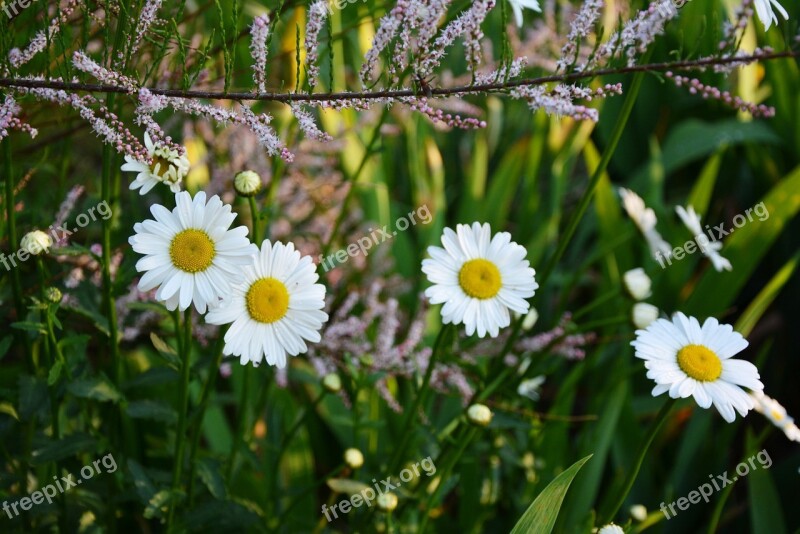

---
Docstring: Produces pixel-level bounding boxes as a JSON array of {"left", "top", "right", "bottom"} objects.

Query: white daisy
[
  {"left": 597, "top": 525, "right": 624, "bottom": 534},
  {"left": 422, "top": 222, "right": 538, "bottom": 338},
  {"left": 675, "top": 205, "right": 731, "bottom": 272},
  {"left": 619, "top": 188, "right": 673, "bottom": 261},
  {"left": 631, "top": 312, "right": 764, "bottom": 423},
  {"left": 121, "top": 132, "right": 190, "bottom": 195},
  {"left": 205, "top": 239, "right": 328, "bottom": 368},
  {"left": 508, "top": 0, "right": 541, "bottom": 27},
  {"left": 750, "top": 390, "right": 800, "bottom": 443},
  {"left": 129, "top": 191, "right": 258, "bottom": 313},
  {"left": 754, "top": 0, "right": 788, "bottom": 30}
]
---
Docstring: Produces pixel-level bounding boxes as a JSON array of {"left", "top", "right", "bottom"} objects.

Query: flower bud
[
  {"left": 233, "top": 170, "right": 262, "bottom": 197},
  {"left": 21, "top": 230, "right": 52, "bottom": 256},
  {"left": 630, "top": 504, "right": 647, "bottom": 522},
  {"left": 343, "top": 448, "right": 364, "bottom": 469},
  {"left": 376, "top": 492, "right": 398, "bottom": 512},
  {"left": 322, "top": 373, "right": 342, "bottom": 394},
  {"left": 632, "top": 302, "right": 660, "bottom": 329},
  {"left": 44, "top": 287, "right": 62, "bottom": 304},
  {"left": 521, "top": 308, "right": 539, "bottom": 331},
  {"left": 623, "top": 268, "right": 652, "bottom": 300},
  {"left": 467, "top": 404, "right": 493, "bottom": 427}
]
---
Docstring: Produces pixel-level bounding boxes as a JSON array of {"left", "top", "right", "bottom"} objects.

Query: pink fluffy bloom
[
  {"left": 250, "top": 14, "right": 271, "bottom": 94},
  {"left": 304, "top": 0, "right": 329, "bottom": 89}
]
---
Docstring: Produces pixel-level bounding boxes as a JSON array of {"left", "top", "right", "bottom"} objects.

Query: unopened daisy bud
[
  {"left": 623, "top": 268, "right": 651, "bottom": 300},
  {"left": 376, "top": 492, "right": 398, "bottom": 512},
  {"left": 522, "top": 308, "right": 539, "bottom": 331},
  {"left": 597, "top": 524, "right": 624, "bottom": 534},
  {"left": 322, "top": 373, "right": 342, "bottom": 393},
  {"left": 632, "top": 303, "right": 660, "bottom": 329},
  {"left": 343, "top": 448, "right": 364, "bottom": 469},
  {"left": 44, "top": 287, "right": 62, "bottom": 304},
  {"left": 630, "top": 504, "right": 647, "bottom": 521},
  {"left": 21, "top": 230, "right": 52, "bottom": 256},
  {"left": 234, "top": 170, "right": 262, "bottom": 197},
  {"left": 467, "top": 404, "right": 493, "bottom": 427}
]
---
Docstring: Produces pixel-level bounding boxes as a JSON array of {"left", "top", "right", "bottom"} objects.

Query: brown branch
[{"left": 1, "top": 50, "right": 797, "bottom": 103}]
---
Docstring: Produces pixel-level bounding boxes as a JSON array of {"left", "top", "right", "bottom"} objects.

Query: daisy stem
[
  {"left": 186, "top": 330, "right": 226, "bottom": 507},
  {"left": 533, "top": 49, "right": 652, "bottom": 287},
  {"left": 248, "top": 195, "right": 261, "bottom": 245},
  {"left": 386, "top": 323, "right": 452, "bottom": 476},
  {"left": 418, "top": 426, "right": 478, "bottom": 532},
  {"left": 225, "top": 366, "right": 251, "bottom": 482},
  {"left": 167, "top": 308, "right": 193, "bottom": 532},
  {"left": 602, "top": 396, "right": 676, "bottom": 524},
  {"left": 269, "top": 390, "right": 328, "bottom": 513}
]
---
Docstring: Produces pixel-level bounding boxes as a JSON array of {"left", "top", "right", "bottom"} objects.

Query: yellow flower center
[
  {"left": 676, "top": 344, "right": 722, "bottom": 382},
  {"left": 246, "top": 278, "right": 290, "bottom": 324},
  {"left": 458, "top": 259, "right": 502, "bottom": 299},
  {"left": 151, "top": 155, "right": 173, "bottom": 178},
  {"left": 169, "top": 229, "right": 216, "bottom": 273},
  {"left": 770, "top": 410, "right": 784, "bottom": 421}
]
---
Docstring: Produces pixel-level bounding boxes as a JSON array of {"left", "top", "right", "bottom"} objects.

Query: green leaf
[
  {"left": 510, "top": 455, "right": 592, "bottom": 534},
  {"left": 11, "top": 321, "right": 46, "bottom": 334},
  {"left": 196, "top": 457, "right": 227, "bottom": 499},
  {"left": 127, "top": 459, "right": 157, "bottom": 504},
  {"left": 150, "top": 332, "right": 181, "bottom": 369},
  {"left": 326, "top": 478, "right": 371, "bottom": 495},
  {"left": 0, "top": 401, "right": 19, "bottom": 420},
  {"left": 68, "top": 374, "right": 124, "bottom": 403},
  {"left": 144, "top": 489, "right": 183, "bottom": 520},
  {"left": 31, "top": 433, "right": 97, "bottom": 465},
  {"left": 18, "top": 375, "right": 48, "bottom": 419},
  {"left": 685, "top": 150, "right": 723, "bottom": 216},
  {"left": 125, "top": 400, "right": 177, "bottom": 424},
  {"left": 48, "top": 360, "right": 63, "bottom": 386},
  {"left": 659, "top": 119, "right": 781, "bottom": 174},
  {"left": 0, "top": 335, "right": 13, "bottom": 361},
  {"left": 735, "top": 250, "right": 800, "bottom": 337},
  {"left": 747, "top": 433, "right": 786, "bottom": 534}
]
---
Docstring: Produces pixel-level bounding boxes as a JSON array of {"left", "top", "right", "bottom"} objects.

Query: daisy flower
[
  {"left": 619, "top": 188, "right": 673, "bottom": 261},
  {"left": 508, "top": 0, "right": 541, "bottom": 27},
  {"left": 675, "top": 205, "right": 731, "bottom": 272},
  {"left": 121, "top": 132, "right": 190, "bottom": 195},
  {"left": 206, "top": 240, "right": 328, "bottom": 368},
  {"left": 129, "top": 191, "right": 258, "bottom": 313},
  {"left": 422, "top": 222, "right": 538, "bottom": 338},
  {"left": 750, "top": 390, "right": 800, "bottom": 443},
  {"left": 753, "top": 0, "right": 788, "bottom": 30},
  {"left": 631, "top": 312, "right": 764, "bottom": 423}
]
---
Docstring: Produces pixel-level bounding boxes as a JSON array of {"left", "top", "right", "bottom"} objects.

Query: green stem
[
  {"left": 2, "top": 138, "right": 31, "bottom": 367},
  {"left": 418, "top": 426, "right": 478, "bottom": 532},
  {"left": 321, "top": 108, "right": 388, "bottom": 260},
  {"left": 186, "top": 331, "right": 226, "bottom": 507},
  {"left": 225, "top": 364, "right": 252, "bottom": 481},
  {"left": 538, "top": 52, "right": 651, "bottom": 287},
  {"left": 602, "top": 397, "right": 675, "bottom": 524},
  {"left": 248, "top": 195, "right": 261, "bottom": 245},
  {"left": 167, "top": 309, "right": 193, "bottom": 532},
  {"left": 705, "top": 426, "right": 772, "bottom": 533},
  {"left": 386, "top": 324, "right": 452, "bottom": 476},
  {"left": 269, "top": 391, "right": 327, "bottom": 513},
  {"left": 100, "top": 140, "right": 121, "bottom": 386}
]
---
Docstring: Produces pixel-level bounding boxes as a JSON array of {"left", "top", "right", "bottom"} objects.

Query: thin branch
[{"left": 1, "top": 50, "right": 797, "bottom": 103}]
